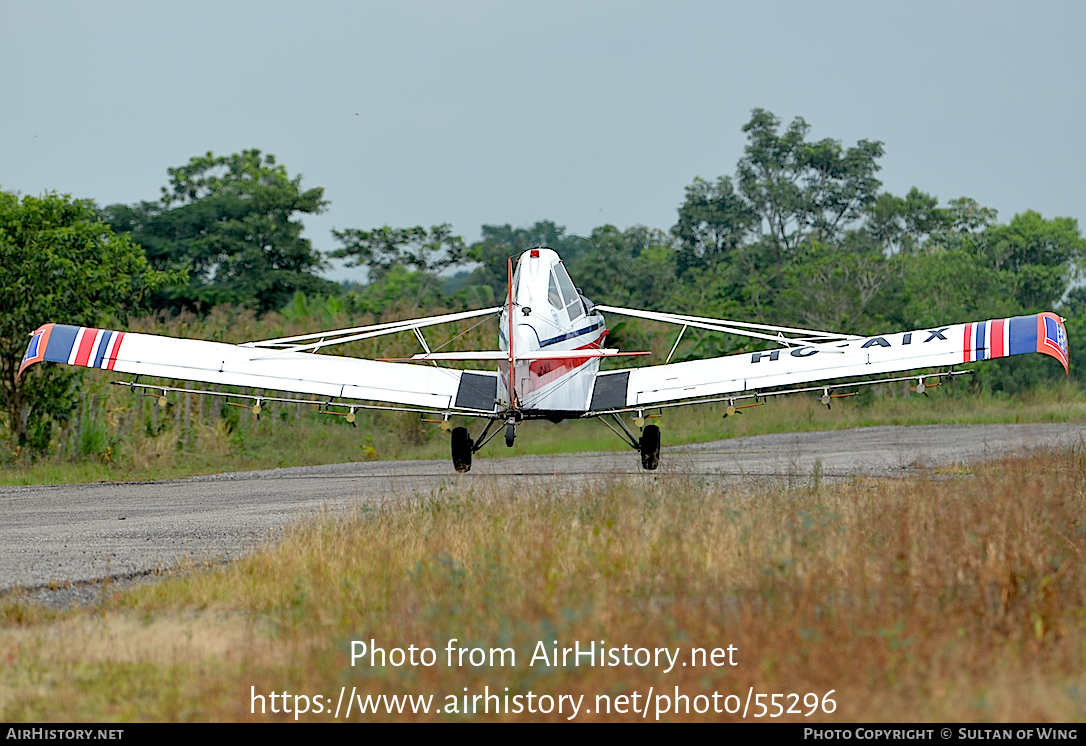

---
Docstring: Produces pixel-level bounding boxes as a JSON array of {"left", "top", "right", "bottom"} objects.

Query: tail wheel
[
  {"left": 451, "top": 426, "right": 473, "bottom": 473},
  {"left": 639, "top": 424, "right": 661, "bottom": 470}
]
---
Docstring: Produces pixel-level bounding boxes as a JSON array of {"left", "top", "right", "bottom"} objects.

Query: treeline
[
  {"left": 99, "top": 110, "right": 1086, "bottom": 362},
  {"left": 2, "top": 108, "right": 1085, "bottom": 453}
]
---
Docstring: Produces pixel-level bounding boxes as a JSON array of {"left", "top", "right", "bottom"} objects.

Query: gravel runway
[{"left": 3, "top": 423, "right": 1083, "bottom": 603}]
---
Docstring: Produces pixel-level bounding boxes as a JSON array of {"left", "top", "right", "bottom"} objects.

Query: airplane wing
[
  {"left": 588, "top": 311, "right": 1069, "bottom": 411},
  {"left": 18, "top": 322, "right": 501, "bottom": 414}
]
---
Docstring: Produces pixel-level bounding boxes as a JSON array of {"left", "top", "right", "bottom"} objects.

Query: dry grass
[{"left": 2, "top": 446, "right": 1086, "bottom": 722}]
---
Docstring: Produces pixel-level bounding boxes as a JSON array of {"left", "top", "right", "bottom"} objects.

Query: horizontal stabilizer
[
  {"left": 389, "top": 349, "right": 650, "bottom": 362},
  {"left": 518, "top": 349, "right": 649, "bottom": 361}
]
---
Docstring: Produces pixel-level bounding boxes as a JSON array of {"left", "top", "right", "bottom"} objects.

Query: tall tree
[
  {"left": 465, "top": 221, "right": 587, "bottom": 301},
  {"left": 736, "top": 108, "right": 884, "bottom": 249},
  {"left": 567, "top": 224, "right": 677, "bottom": 308},
  {"left": 331, "top": 223, "right": 468, "bottom": 311},
  {"left": 975, "top": 211, "right": 1084, "bottom": 311},
  {"left": 867, "top": 188, "right": 951, "bottom": 255},
  {"left": 777, "top": 236, "right": 892, "bottom": 333},
  {"left": 0, "top": 191, "right": 174, "bottom": 449},
  {"left": 102, "top": 149, "right": 335, "bottom": 314},
  {"left": 673, "top": 176, "right": 755, "bottom": 271},
  {"left": 734, "top": 109, "right": 812, "bottom": 250}
]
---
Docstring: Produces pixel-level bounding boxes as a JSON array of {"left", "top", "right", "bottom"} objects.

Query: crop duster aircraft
[{"left": 19, "top": 248, "right": 1070, "bottom": 472}]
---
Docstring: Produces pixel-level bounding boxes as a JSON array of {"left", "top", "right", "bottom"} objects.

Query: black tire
[
  {"left": 505, "top": 421, "right": 516, "bottom": 448},
  {"left": 639, "top": 424, "right": 661, "bottom": 470},
  {"left": 451, "top": 426, "right": 473, "bottom": 473}
]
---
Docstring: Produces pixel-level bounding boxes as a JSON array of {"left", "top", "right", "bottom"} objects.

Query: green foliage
[
  {"left": 977, "top": 211, "right": 1084, "bottom": 310},
  {"left": 778, "top": 238, "right": 891, "bottom": 334},
  {"left": 667, "top": 109, "right": 889, "bottom": 328},
  {"left": 1061, "top": 290, "right": 1086, "bottom": 386},
  {"left": 331, "top": 224, "right": 467, "bottom": 312},
  {"left": 102, "top": 149, "right": 336, "bottom": 314},
  {"left": 736, "top": 108, "right": 885, "bottom": 249},
  {"left": 78, "top": 413, "right": 114, "bottom": 460},
  {"left": 674, "top": 176, "right": 755, "bottom": 268},
  {"left": 280, "top": 291, "right": 348, "bottom": 326},
  {"left": 899, "top": 250, "right": 1019, "bottom": 329},
  {"left": 566, "top": 225, "right": 678, "bottom": 307},
  {"left": 868, "top": 188, "right": 952, "bottom": 255},
  {"left": 663, "top": 108, "right": 1084, "bottom": 390},
  {"left": 465, "top": 221, "right": 587, "bottom": 302},
  {"left": 6, "top": 110, "right": 1085, "bottom": 459},
  {"left": 0, "top": 191, "right": 174, "bottom": 449},
  {"left": 348, "top": 264, "right": 456, "bottom": 316}
]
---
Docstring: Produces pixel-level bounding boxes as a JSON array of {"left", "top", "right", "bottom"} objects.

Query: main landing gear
[
  {"left": 639, "top": 424, "right": 661, "bottom": 470},
  {"left": 450, "top": 414, "right": 660, "bottom": 473},
  {"left": 598, "top": 412, "right": 661, "bottom": 471},
  {"left": 449, "top": 417, "right": 511, "bottom": 473},
  {"left": 451, "top": 426, "right": 473, "bottom": 473}
]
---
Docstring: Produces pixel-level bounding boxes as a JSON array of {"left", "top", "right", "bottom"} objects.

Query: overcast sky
[{"left": 2, "top": 1, "right": 1083, "bottom": 281}]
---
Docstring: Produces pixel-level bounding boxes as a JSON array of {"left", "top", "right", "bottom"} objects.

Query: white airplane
[{"left": 18, "top": 247, "right": 1070, "bottom": 472}]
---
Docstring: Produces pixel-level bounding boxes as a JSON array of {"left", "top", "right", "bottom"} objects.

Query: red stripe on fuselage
[
  {"left": 73, "top": 328, "right": 99, "bottom": 367},
  {"left": 963, "top": 323, "right": 973, "bottom": 363},
  {"left": 524, "top": 331, "right": 607, "bottom": 392}
]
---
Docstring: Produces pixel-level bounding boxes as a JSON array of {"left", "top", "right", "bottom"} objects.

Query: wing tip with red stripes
[
  {"left": 965, "top": 312, "right": 1068, "bottom": 374},
  {"left": 18, "top": 323, "right": 126, "bottom": 381}
]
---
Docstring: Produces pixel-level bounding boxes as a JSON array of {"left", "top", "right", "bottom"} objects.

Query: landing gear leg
[
  {"left": 451, "top": 427, "right": 473, "bottom": 473},
  {"left": 639, "top": 424, "right": 661, "bottom": 471},
  {"left": 598, "top": 413, "right": 658, "bottom": 469}
]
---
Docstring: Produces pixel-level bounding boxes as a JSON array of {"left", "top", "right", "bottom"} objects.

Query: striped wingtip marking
[
  {"left": 965, "top": 314, "right": 1069, "bottom": 373},
  {"left": 16, "top": 324, "right": 127, "bottom": 380},
  {"left": 17, "top": 324, "right": 54, "bottom": 380}
]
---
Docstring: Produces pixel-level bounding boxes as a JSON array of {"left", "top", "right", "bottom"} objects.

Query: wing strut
[
  {"left": 665, "top": 325, "right": 687, "bottom": 364},
  {"left": 596, "top": 305, "right": 859, "bottom": 352},
  {"left": 241, "top": 306, "right": 502, "bottom": 356}
]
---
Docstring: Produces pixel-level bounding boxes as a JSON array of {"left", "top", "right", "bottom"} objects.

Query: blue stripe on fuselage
[{"left": 539, "top": 319, "right": 604, "bottom": 348}]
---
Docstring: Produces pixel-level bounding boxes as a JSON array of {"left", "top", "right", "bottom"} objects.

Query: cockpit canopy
[{"left": 513, "top": 247, "right": 585, "bottom": 321}]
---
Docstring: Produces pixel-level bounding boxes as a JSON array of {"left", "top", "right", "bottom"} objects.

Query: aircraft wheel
[
  {"left": 505, "top": 421, "right": 516, "bottom": 448},
  {"left": 639, "top": 424, "right": 661, "bottom": 471},
  {"left": 451, "top": 426, "right": 473, "bottom": 473}
]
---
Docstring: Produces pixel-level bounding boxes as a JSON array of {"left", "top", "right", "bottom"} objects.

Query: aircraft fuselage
[{"left": 497, "top": 248, "right": 606, "bottom": 414}]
